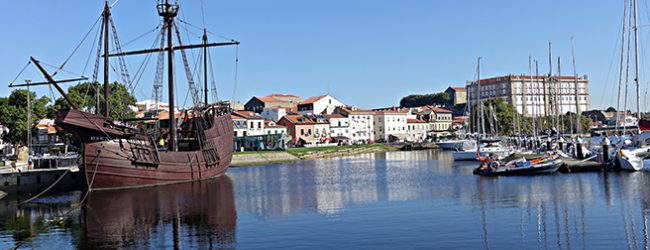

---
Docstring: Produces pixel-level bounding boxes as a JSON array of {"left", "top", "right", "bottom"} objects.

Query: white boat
[
  {"left": 437, "top": 139, "right": 471, "bottom": 150},
  {"left": 617, "top": 147, "right": 649, "bottom": 171},
  {"left": 452, "top": 142, "right": 512, "bottom": 161},
  {"left": 615, "top": 132, "right": 650, "bottom": 171}
]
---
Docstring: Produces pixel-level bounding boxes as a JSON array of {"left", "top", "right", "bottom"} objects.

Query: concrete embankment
[
  {"left": 231, "top": 144, "right": 399, "bottom": 167},
  {"left": 231, "top": 152, "right": 300, "bottom": 167}
]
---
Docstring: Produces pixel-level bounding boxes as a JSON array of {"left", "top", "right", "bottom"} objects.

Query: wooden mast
[
  {"left": 103, "top": 0, "right": 110, "bottom": 117},
  {"left": 203, "top": 30, "right": 209, "bottom": 106},
  {"left": 158, "top": 0, "right": 179, "bottom": 151}
]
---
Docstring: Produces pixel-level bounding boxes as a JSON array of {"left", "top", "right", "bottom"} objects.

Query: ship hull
[{"left": 81, "top": 114, "right": 233, "bottom": 191}]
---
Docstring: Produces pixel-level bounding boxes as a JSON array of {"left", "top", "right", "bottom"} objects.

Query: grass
[
  {"left": 233, "top": 150, "right": 287, "bottom": 155},
  {"left": 233, "top": 144, "right": 393, "bottom": 157},
  {"left": 286, "top": 144, "right": 391, "bottom": 158}
]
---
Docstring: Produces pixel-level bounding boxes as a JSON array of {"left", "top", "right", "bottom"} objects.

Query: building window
[{"left": 301, "top": 129, "right": 304, "bottom": 135}]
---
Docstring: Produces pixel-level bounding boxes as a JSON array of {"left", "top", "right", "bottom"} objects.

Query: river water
[{"left": 1, "top": 150, "right": 649, "bottom": 249}]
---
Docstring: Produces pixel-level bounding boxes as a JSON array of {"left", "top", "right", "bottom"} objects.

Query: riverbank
[{"left": 231, "top": 144, "right": 398, "bottom": 167}]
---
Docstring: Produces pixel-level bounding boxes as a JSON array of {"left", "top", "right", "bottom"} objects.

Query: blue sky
[{"left": 0, "top": 0, "right": 642, "bottom": 110}]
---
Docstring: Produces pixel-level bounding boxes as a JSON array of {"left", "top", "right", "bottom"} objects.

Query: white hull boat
[
  {"left": 437, "top": 140, "right": 470, "bottom": 150},
  {"left": 453, "top": 147, "right": 511, "bottom": 161},
  {"left": 616, "top": 147, "right": 650, "bottom": 171}
]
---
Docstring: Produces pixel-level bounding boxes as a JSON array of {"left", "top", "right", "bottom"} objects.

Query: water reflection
[
  {"left": 229, "top": 150, "right": 650, "bottom": 249},
  {"left": 81, "top": 176, "right": 237, "bottom": 249},
  {"left": 0, "top": 192, "right": 82, "bottom": 249},
  {"left": 2, "top": 151, "right": 650, "bottom": 249}
]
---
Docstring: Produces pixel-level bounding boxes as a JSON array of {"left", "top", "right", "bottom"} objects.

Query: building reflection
[
  {"left": 230, "top": 150, "right": 650, "bottom": 249},
  {"left": 231, "top": 150, "right": 467, "bottom": 217},
  {"left": 81, "top": 176, "right": 236, "bottom": 249}
]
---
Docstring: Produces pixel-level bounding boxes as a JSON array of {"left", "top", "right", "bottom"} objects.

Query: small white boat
[{"left": 453, "top": 142, "right": 512, "bottom": 161}]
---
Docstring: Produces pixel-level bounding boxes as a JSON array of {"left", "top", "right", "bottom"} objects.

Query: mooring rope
[{"left": 17, "top": 168, "right": 71, "bottom": 206}]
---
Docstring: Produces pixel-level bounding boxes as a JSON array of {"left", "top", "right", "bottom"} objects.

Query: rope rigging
[
  {"left": 9, "top": 61, "right": 32, "bottom": 86},
  {"left": 207, "top": 48, "right": 219, "bottom": 102},
  {"left": 173, "top": 21, "right": 202, "bottom": 108},
  {"left": 109, "top": 16, "right": 133, "bottom": 93},
  {"left": 177, "top": 18, "right": 239, "bottom": 42},
  {"left": 232, "top": 45, "right": 240, "bottom": 101}
]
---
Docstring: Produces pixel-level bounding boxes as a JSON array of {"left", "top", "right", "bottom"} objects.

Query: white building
[
  {"left": 466, "top": 75, "right": 590, "bottom": 117},
  {"left": 263, "top": 120, "right": 287, "bottom": 135},
  {"left": 406, "top": 119, "right": 429, "bottom": 142},
  {"left": 260, "top": 107, "right": 288, "bottom": 122},
  {"left": 373, "top": 108, "right": 409, "bottom": 142},
  {"left": 414, "top": 106, "right": 453, "bottom": 135},
  {"left": 333, "top": 107, "right": 375, "bottom": 143},
  {"left": 297, "top": 95, "right": 345, "bottom": 115},
  {"left": 131, "top": 99, "right": 169, "bottom": 112},
  {"left": 326, "top": 114, "right": 350, "bottom": 139},
  {"left": 231, "top": 111, "right": 265, "bottom": 137}
]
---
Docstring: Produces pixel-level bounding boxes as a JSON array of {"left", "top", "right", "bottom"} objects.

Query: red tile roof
[
  {"left": 374, "top": 107, "right": 409, "bottom": 114},
  {"left": 325, "top": 114, "right": 345, "bottom": 119},
  {"left": 231, "top": 110, "right": 263, "bottom": 119},
  {"left": 429, "top": 107, "right": 452, "bottom": 113},
  {"left": 407, "top": 118, "right": 427, "bottom": 123},
  {"left": 256, "top": 96, "right": 284, "bottom": 103},
  {"left": 299, "top": 95, "right": 326, "bottom": 105},
  {"left": 281, "top": 115, "right": 314, "bottom": 124}
]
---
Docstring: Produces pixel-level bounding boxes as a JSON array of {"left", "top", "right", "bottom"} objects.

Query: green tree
[
  {"left": 605, "top": 106, "right": 616, "bottom": 112},
  {"left": 47, "top": 81, "right": 136, "bottom": 120},
  {"left": 400, "top": 92, "right": 450, "bottom": 107},
  {"left": 0, "top": 90, "right": 50, "bottom": 144}
]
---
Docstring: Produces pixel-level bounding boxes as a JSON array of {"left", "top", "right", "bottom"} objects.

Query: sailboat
[
  {"left": 615, "top": 0, "right": 648, "bottom": 171},
  {"left": 20, "top": 1, "right": 237, "bottom": 190},
  {"left": 453, "top": 57, "right": 511, "bottom": 161}
]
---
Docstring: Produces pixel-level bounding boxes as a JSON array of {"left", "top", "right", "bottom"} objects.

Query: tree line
[{"left": 399, "top": 92, "right": 451, "bottom": 108}]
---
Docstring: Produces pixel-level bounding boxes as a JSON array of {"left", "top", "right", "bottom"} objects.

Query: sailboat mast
[
  {"left": 555, "top": 56, "right": 566, "bottom": 132},
  {"left": 535, "top": 60, "right": 540, "bottom": 138},
  {"left": 103, "top": 0, "right": 110, "bottom": 117},
  {"left": 159, "top": 0, "right": 179, "bottom": 151},
  {"left": 477, "top": 57, "right": 482, "bottom": 148},
  {"left": 530, "top": 57, "right": 536, "bottom": 135},
  {"left": 548, "top": 42, "right": 554, "bottom": 130},
  {"left": 633, "top": 0, "right": 641, "bottom": 122},
  {"left": 571, "top": 38, "right": 581, "bottom": 134},
  {"left": 616, "top": 0, "right": 629, "bottom": 133},
  {"left": 203, "top": 30, "right": 209, "bottom": 106}
]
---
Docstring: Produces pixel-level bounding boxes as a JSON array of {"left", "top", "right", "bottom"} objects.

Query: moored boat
[{"left": 473, "top": 154, "right": 562, "bottom": 176}]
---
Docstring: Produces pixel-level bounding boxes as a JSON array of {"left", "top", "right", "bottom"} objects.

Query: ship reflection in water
[
  {"left": 1, "top": 151, "right": 650, "bottom": 249},
  {"left": 82, "top": 176, "right": 236, "bottom": 249}
]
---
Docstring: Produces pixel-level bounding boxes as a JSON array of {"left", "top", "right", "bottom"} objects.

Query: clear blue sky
[{"left": 0, "top": 0, "right": 642, "bottom": 110}]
